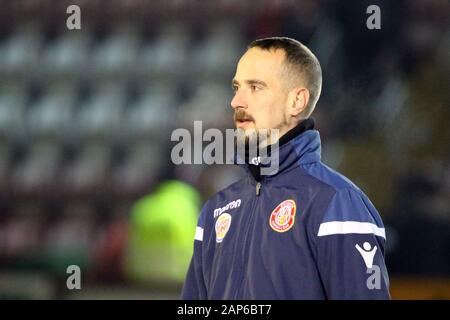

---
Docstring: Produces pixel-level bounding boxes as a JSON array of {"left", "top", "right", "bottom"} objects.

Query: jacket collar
[{"left": 236, "top": 118, "right": 322, "bottom": 181}]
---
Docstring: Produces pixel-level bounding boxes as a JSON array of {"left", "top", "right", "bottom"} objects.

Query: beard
[
  {"left": 233, "top": 126, "right": 278, "bottom": 165},
  {"left": 233, "top": 109, "right": 280, "bottom": 164}
]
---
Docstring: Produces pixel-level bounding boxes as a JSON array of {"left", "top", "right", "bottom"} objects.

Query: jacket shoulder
[{"left": 300, "top": 162, "right": 384, "bottom": 227}]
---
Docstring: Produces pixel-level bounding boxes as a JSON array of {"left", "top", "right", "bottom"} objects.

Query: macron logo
[
  {"left": 355, "top": 242, "right": 377, "bottom": 268},
  {"left": 213, "top": 199, "right": 241, "bottom": 218}
]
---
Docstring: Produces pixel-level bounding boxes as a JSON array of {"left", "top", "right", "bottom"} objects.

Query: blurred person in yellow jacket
[{"left": 124, "top": 180, "right": 200, "bottom": 286}]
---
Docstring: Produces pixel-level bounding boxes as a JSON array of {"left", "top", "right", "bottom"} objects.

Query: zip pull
[{"left": 255, "top": 182, "right": 261, "bottom": 196}]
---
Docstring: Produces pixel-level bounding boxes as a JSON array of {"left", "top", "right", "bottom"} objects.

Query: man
[{"left": 182, "top": 37, "right": 390, "bottom": 299}]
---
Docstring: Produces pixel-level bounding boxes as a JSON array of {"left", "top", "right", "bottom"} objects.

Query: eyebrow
[{"left": 232, "top": 79, "right": 268, "bottom": 88}]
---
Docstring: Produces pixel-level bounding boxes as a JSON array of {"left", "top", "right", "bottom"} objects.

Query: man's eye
[
  {"left": 250, "top": 85, "right": 260, "bottom": 91},
  {"left": 232, "top": 85, "right": 238, "bottom": 92}
]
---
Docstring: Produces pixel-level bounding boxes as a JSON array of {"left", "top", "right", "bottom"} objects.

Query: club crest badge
[
  {"left": 269, "top": 199, "right": 296, "bottom": 232},
  {"left": 215, "top": 213, "right": 232, "bottom": 243}
]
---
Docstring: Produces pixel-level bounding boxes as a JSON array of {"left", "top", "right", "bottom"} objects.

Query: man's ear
[{"left": 289, "top": 87, "right": 310, "bottom": 117}]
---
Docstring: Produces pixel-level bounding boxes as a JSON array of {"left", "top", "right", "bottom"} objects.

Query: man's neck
[{"left": 243, "top": 118, "right": 316, "bottom": 182}]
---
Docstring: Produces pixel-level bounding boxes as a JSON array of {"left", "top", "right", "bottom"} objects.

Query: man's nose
[{"left": 230, "top": 91, "right": 247, "bottom": 110}]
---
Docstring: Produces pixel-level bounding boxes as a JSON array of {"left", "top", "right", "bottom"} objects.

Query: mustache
[{"left": 234, "top": 109, "right": 255, "bottom": 122}]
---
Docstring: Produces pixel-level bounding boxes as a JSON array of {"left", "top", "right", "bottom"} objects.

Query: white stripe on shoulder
[
  {"left": 194, "top": 226, "right": 204, "bottom": 241},
  {"left": 317, "top": 221, "right": 386, "bottom": 239}
]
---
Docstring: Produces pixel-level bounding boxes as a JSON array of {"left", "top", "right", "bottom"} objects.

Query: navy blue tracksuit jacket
[{"left": 182, "top": 119, "right": 390, "bottom": 299}]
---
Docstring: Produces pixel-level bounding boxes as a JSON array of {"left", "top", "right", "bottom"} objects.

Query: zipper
[
  {"left": 234, "top": 179, "right": 262, "bottom": 298},
  {"left": 255, "top": 181, "right": 261, "bottom": 196}
]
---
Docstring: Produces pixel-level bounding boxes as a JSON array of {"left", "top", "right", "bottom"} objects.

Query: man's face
[{"left": 231, "top": 47, "right": 292, "bottom": 138}]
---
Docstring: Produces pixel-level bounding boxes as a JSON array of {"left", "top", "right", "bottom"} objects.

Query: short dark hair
[{"left": 248, "top": 37, "right": 322, "bottom": 117}]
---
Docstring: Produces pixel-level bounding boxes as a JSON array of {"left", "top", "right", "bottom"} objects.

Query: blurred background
[{"left": 0, "top": 0, "right": 448, "bottom": 299}]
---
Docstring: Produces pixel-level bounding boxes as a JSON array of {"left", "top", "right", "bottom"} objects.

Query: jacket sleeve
[
  {"left": 181, "top": 206, "right": 208, "bottom": 299},
  {"left": 315, "top": 188, "right": 391, "bottom": 299}
]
